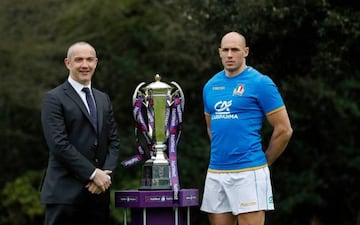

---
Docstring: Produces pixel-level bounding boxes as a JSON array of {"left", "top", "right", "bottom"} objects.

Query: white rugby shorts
[{"left": 200, "top": 167, "right": 275, "bottom": 215}]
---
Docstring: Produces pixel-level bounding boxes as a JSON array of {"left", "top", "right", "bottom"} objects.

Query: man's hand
[
  {"left": 85, "top": 182, "right": 103, "bottom": 194},
  {"left": 91, "top": 168, "right": 112, "bottom": 192}
]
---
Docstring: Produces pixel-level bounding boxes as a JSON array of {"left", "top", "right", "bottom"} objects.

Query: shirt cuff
[{"left": 90, "top": 169, "right": 96, "bottom": 180}]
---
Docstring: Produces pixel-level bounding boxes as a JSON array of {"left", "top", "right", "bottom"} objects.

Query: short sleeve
[{"left": 257, "top": 75, "right": 285, "bottom": 115}]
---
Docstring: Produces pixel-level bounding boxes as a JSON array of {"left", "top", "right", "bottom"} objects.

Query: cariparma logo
[
  {"left": 214, "top": 100, "right": 232, "bottom": 113},
  {"left": 212, "top": 100, "right": 238, "bottom": 119}
]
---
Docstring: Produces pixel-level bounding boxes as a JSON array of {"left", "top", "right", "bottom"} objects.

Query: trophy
[{"left": 121, "top": 74, "right": 184, "bottom": 199}]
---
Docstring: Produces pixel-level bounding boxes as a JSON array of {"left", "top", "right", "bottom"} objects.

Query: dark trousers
[{"left": 45, "top": 203, "right": 110, "bottom": 225}]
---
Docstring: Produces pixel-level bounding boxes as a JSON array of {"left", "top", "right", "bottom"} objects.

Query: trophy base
[{"left": 139, "top": 160, "right": 171, "bottom": 190}]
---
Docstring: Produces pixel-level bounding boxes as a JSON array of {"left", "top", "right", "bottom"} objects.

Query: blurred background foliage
[{"left": 0, "top": 0, "right": 359, "bottom": 224}]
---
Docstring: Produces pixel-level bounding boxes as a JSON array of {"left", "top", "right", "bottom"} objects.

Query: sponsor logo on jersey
[
  {"left": 212, "top": 86, "right": 225, "bottom": 90},
  {"left": 212, "top": 100, "right": 238, "bottom": 120},
  {"left": 214, "top": 100, "right": 232, "bottom": 113}
]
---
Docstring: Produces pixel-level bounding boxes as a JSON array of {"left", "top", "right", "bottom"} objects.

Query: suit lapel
[{"left": 62, "top": 81, "right": 97, "bottom": 133}]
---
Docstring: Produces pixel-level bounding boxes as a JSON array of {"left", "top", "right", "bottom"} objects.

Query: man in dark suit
[{"left": 40, "top": 42, "right": 120, "bottom": 225}]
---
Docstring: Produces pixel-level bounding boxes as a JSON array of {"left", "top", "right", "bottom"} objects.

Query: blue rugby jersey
[{"left": 203, "top": 66, "right": 285, "bottom": 171}]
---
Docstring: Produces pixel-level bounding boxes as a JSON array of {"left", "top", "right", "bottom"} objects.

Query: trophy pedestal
[
  {"left": 115, "top": 189, "right": 199, "bottom": 225},
  {"left": 139, "top": 160, "right": 171, "bottom": 190}
]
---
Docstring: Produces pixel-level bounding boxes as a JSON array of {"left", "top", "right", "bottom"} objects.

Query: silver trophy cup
[{"left": 128, "top": 74, "right": 184, "bottom": 190}]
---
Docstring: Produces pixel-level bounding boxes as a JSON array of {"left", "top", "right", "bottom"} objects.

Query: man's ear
[
  {"left": 244, "top": 47, "right": 249, "bottom": 57},
  {"left": 64, "top": 58, "right": 70, "bottom": 69}
]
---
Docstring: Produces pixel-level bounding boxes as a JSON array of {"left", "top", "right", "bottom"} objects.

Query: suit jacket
[{"left": 40, "top": 81, "right": 120, "bottom": 205}]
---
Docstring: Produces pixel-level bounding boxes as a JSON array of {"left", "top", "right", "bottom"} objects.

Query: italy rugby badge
[{"left": 233, "top": 84, "right": 245, "bottom": 96}]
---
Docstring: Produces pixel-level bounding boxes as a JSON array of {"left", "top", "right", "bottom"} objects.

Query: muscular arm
[{"left": 265, "top": 108, "right": 293, "bottom": 166}]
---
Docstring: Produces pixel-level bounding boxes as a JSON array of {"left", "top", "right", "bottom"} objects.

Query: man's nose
[
  {"left": 227, "top": 50, "right": 233, "bottom": 57},
  {"left": 80, "top": 59, "right": 90, "bottom": 67}
]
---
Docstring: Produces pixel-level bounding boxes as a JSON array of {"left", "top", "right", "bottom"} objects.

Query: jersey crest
[{"left": 233, "top": 84, "right": 245, "bottom": 96}]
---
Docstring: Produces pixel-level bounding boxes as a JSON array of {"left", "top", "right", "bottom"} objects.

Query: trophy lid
[{"left": 145, "top": 74, "right": 172, "bottom": 91}]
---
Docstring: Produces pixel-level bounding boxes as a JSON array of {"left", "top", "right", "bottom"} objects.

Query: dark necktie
[{"left": 82, "top": 87, "right": 98, "bottom": 133}]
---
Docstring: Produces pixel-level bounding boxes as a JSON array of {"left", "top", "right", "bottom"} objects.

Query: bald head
[
  {"left": 220, "top": 32, "right": 247, "bottom": 48},
  {"left": 67, "top": 42, "right": 96, "bottom": 59}
]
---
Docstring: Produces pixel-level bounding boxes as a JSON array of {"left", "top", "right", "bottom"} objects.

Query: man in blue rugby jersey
[{"left": 200, "top": 32, "right": 293, "bottom": 225}]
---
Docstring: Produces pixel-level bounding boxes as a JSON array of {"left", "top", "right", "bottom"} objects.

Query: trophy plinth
[
  {"left": 140, "top": 143, "right": 171, "bottom": 190},
  {"left": 140, "top": 162, "right": 171, "bottom": 190}
]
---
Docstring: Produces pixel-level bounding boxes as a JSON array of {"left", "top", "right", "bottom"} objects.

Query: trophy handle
[
  {"left": 170, "top": 81, "right": 185, "bottom": 111},
  {"left": 132, "top": 82, "right": 146, "bottom": 105}
]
